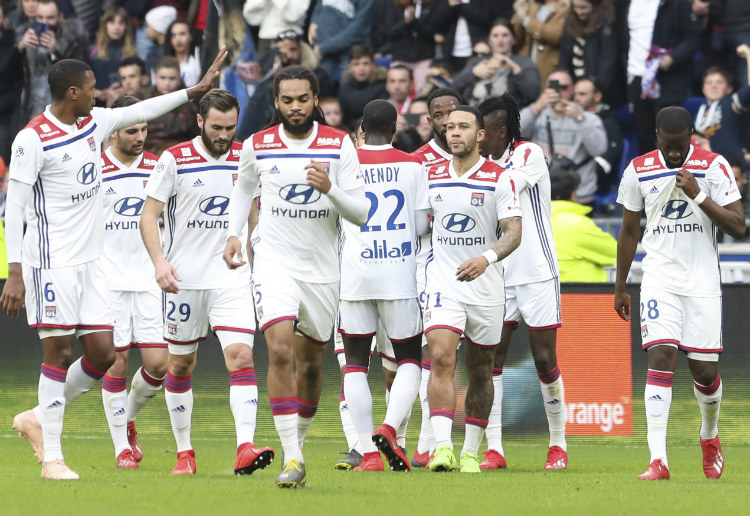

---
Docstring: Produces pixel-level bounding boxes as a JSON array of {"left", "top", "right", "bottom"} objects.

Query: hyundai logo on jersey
[
  {"left": 360, "top": 240, "right": 412, "bottom": 260},
  {"left": 199, "top": 196, "right": 230, "bottom": 216},
  {"left": 662, "top": 200, "right": 693, "bottom": 220},
  {"left": 114, "top": 197, "right": 145, "bottom": 216},
  {"left": 280, "top": 184, "right": 322, "bottom": 205},
  {"left": 442, "top": 213, "right": 476, "bottom": 233},
  {"left": 77, "top": 162, "right": 98, "bottom": 185}
]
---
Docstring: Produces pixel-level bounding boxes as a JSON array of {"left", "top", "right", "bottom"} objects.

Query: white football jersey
[
  {"left": 10, "top": 108, "right": 138, "bottom": 268},
  {"left": 239, "top": 122, "right": 364, "bottom": 283},
  {"left": 144, "top": 137, "right": 250, "bottom": 289},
  {"left": 340, "top": 144, "right": 430, "bottom": 300},
  {"left": 412, "top": 139, "right": 452, "bottom": 276},
  {"left": 493, "top": 141, "right": 559, "bottom": 286},
  {"left": 617, "top": 146, "right": 741, "bottom": 297},
  {"left": 101, "top": 149, "right": 160, "bottom": 292},
  {"left": 426, "top": 156, "right": 522, "bottom": 305}
]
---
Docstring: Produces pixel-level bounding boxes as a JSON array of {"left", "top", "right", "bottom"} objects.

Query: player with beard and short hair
[
  {"left": 140, "top": 89, "right": 274, "bottom": 476},
  {"left": 99, "top": 94, "right": 167, "bottom": 469},
  {"left": 409, "top": 87, "right": 462, "bottom": 468},
  {"left": 3, "top": 50, "right": 228, "bottom": 480},
  {"left": 615, "top": 106, "right": 744, "bottom": 480},
  {"left": 425, "top": 106, "right": 522, "bottom": 473},
  {"left": 224, "top": 65, "right": 368, "bottom": 488},
  {"left": 476, "top": 93, "right": 565, "bottom": 470}
]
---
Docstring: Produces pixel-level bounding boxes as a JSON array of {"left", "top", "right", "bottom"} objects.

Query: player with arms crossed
[
  {"left": 1, "top": 50, "right": 227, "bottom": 480},
  {"left": 100, "top": 95, "right": 167, "bottom": 468},
  {"left": 615, "top": 106, "right": 744, "bottom": 480},
  {"left": 224, "top": 65, "right": 368, "bottom": 488},
  {"left": 424, "top": 106, "right": 522, "bottom": 473},
  {"left": 339, "top": 99, "right": 430, "bottom": 472},
  {"left": 476, "top": 93, "right": 566, "bottom": 470},
  {"left": 409, "top": 88, "right": 462, "bottom": 467},
  {"left": 140, "top": 89, "right": 274, "bottom": 476}
]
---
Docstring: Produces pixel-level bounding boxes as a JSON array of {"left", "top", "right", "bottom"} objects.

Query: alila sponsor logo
[{"left": 360, "top": 240, "right": 412, "bottom": 260}]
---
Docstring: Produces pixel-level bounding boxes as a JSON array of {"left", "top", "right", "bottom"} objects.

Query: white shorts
[
  {"left": 339, "top": 298, "right": 422, "bottom": 341},
  {"left": 334, "top": 321, "right": 396, "bottom": 372},
  {"left": 111, "top": 290, "right": 165, "bottom": 350},
  {"left": 504, "top": 278, "right": 562, "bottom": 330},
  {"left": 423, "top": 291, "right": 504, "bottom": 348},
  {"left": 164, "top": 286, "right": 255, "bottom": 355},
  {"left": 253, "top": 271, "right": 337, "bottom": 345},
  {"left": 639, "top": 288, "right": 722, "bottom": 361},
  {"left": 23, "top": 259, "right": 113, "bottom": 338}
]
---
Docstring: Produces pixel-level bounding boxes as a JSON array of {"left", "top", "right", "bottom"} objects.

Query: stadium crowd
[{"left": 0, "top": 0, "right": 746, "bottom": 487}]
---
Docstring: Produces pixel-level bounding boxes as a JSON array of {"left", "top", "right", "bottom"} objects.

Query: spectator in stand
[
  {"left": 163, "top": 19, "right": 200, "bottom": 87},
  {"left": 8, "top": 0, "right": 37, "bottom": 39},
  {"left": 694, "top": 45, "right": 750, "bottom": 169},
  {"left": 374, "top": 0, "right": 450, "bottom": 91},
  {"left": 558, "top": 0, "right": 625, "bottom": 107},
  {"left": 89, "top": 8, "right": 137, "bottom": 102},
  {"left": 521, "top": 70, "right": 607, "bottom": 204},
  {"left": 408, "top": 97, "right": 433, "bottom": 142},
  {"left": 141, "top": 55, "right": 199, "bottom": 154},
  {"left": 338, "top": 43, "right": 388, "bottom": 130},
  {"left": 308, "top": 0, "right": 374, "bottom": 79},
  {"left": 573, "top": 76, "right": 623, "bottom": 194},
  {"left": 727, "top": 157, "right": 749, "bottom": 218},
  {"left": 118, "top": 55, "right": 150, "bottom": 97},
  {"left": 242, "top": 0, "right": 309, "bottom": 55},
  {"left": 237, "top": 29, "right": 333, "bottom": 139},
  {"left": 415, "top": 57, "right": 454, "bottom": 99},
  {"left": 451, "top": 18, "right": 541, "bottom": 108},
  {"left": 0, "top": 0, "right": 23, "bottom": 165},
  {"left": 386, "top": 64, "right": 415, "bottom": 115},
  {"left": 319, "top": 96, "right": 349, "bottom": 132},
  {"left": 692, "top": 0, "right": 750, "bottom": 89},
  {"left": 625, "top": 0, "right": 702, "bottom": 154},
  {"left": 440, "top": 0, "right": 514, "bottom": 72},
  {"left": 141, "top": 5, "right": 177, "bottom": 77},
  {"left": 16, "top": 0, "right": 88, "bottom": 123},
  {"left": 512, "top": 0, "right": 570, "bottom": 86},
  {"left": 550, "top": 168, "right": 617, "bottom": 282}
]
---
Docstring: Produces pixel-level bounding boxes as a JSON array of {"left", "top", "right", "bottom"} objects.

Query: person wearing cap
[{"left": 141, "top": 5, "right": 177, "bottom": 77}]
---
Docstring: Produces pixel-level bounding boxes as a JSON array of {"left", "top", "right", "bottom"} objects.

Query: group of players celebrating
[{"left": 0, "top": 45, "right": 743, "bottom": 487}]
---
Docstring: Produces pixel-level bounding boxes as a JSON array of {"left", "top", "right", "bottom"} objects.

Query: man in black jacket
[{"left": 623, "top": 0, "right": 702, "bottom": 154}]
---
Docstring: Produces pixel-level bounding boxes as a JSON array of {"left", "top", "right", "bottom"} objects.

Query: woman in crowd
[
  {"left": 512, "top": 0, "right": 569, "bottom": 86},
  {"left": 557, "top": 0, "right": 624, "bottom": 107},
  {"left": 89, "top": 7, "right": 137, "bottom": 100},
  {"left": 451, "top": 18, "right": 541, "bottom": 108},
  {"left": 163, "top": 19, "right": 201, "bottom": 87}
]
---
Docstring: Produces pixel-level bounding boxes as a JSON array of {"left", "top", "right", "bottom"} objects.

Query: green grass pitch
[{"left": 1, "top": 434, "right": 748, "bottom": 515}]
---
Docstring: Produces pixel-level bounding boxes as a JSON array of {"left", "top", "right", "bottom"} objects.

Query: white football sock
[
  {"left": 164, "top": 372, "right": 193, "bottom": 453},
  {"left": 64, "top": 357, "right": 104, "bottom": 405},
  {"left": 344, "top": 370, "right": 377, "bottom": 454},
  {"left": 430, "top": 411, "right": 454, "bottom": 449},
  {"left": 229, "top": 368, "right": 259, "bottom": 447},
  {"left": 102, "top": 375, "right": 129, "bottom": 457},
  {"left": 339, "top": 386, "right": 359, "bottom": 452},
  {"left": 484, "top": 370, "right": 504, "bottom": 455},
  {"left": 462, "top": 422, "right": 486, "bottom": 456},
  {"left": 416, "top": 363, "right": 434, "bottom": 454},
  {"left": 274, "top": 413, "right": 303, "bottom": 463},
  {"left": 538, "top": 367, "right": 567, "bottom": 450},
  {"left": 39, "top": 365, "right": 67, "bottom": 463},
  {"left": 127, "top": 367, "right": 164, "bottom": 422},
  {"left": 694, "top": 376, "right": 722, "bottom": 440},
  {"left": 645, "top": 369, "right": 673, "bottom": 468}
]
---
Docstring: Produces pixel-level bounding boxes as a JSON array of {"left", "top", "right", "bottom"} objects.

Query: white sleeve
[
  {"left": 335, "top": 137, "right": 365, "bottom": 192},
  {"left": 709, "top": 155, "right": 742, "bottom": 207},
  {"left": 98, "top": 90, "right": 190, "bottom": 135},
  {"left": 228, "top": 138, "right": 261, "bottom": 238},
  {"left": 616, "top": 163, "right": 643, "bottom": 212},
  {"left": 326, "top": 184, "right": 368, "bottom": 225},
  {"left": 415, "top": 208, "right": 431, "bottom": 236},
  {"left": 9, "top": 130, "right": 44, "bottom": 186},
  {"left": 144, "top": 152, "right": 178, "bottom": 203},
  {"left": 509, "top": 142, "right": 547, "bottom": 193},
  {"left": 4, "top": 179, "right": 34, "bottom": 263},
  {"left": 496, "top": 174, "right": 523, "bottom": 221},
  {"left": 415, "top": 163, "right": 430, "bottom": 210}
]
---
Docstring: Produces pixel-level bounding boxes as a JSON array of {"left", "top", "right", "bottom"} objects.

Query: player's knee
[
  {"left": 89, "top": 347, "right": 116, "bottom": 372},
  {"left": 692, "top": 368, "right": 718, "bottom": 388},
  {"left": 108, "top": 353, "right": 129, "bottom": 377},
  {"left": 430, "top": 348, "right": 455, "bottom": 375},
  {"left": 532, "top": 355, "right": 556, "bottom": 375},
  {"left": 169, "top": 355, "right": 195, "bottom": 377},
  {"left": 224, "top": 344, "right": 254, "bottom": 370},
  {"left": 268, "top": 342, "right": 294, "bottom": 370}
]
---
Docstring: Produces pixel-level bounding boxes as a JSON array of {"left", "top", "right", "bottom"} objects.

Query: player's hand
[
  {"left": 676, "top": 168, "right": 701, "bottom": 199},
  {"left": 306, "top": 160, "right": 332, "bottom": 194},
  {"left": 223, "top": 236, "right": 247, "bottom": 269},
  {"left": 614, "top": 289, "right": 631, "bottom": 321},
  {"left": 188, "top": 46, "right": 228, "bottom": 98},
  {"left": 456, "top": 256, "right": 489, "bottom": 282},
  {"left": 0, "top": 264, "right": 26, "bottom": 318},
  {"left": 155, "top": 258, "right": 181, "bottom": 293}
]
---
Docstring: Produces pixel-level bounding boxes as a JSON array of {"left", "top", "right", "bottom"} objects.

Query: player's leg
[
  {"left": 480, "top": 288, "right": 517, "bottom": 469},
  {"left": 334, "top": 329, "right": 363, "bottom": 469},
  {"left": 377, "top": 321, "right": 413, "bottom": 453},
  {"left": 460, "top": 304, "right": 503, "bottom": 474},
  {"left": 424, "top": 293, "right": 464, "bottom": 472},
  {"left": 683, "top": 295, "right": 724, "bottom": 479},
  {"left": 126, "top": 289, "right": 169, "bottom": 462},
  {"left": 638, "top": 289, "right": 681, "bottom": 480},
  {"left": 413, "top": 343, "right": 434, "bottom": 467}
]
